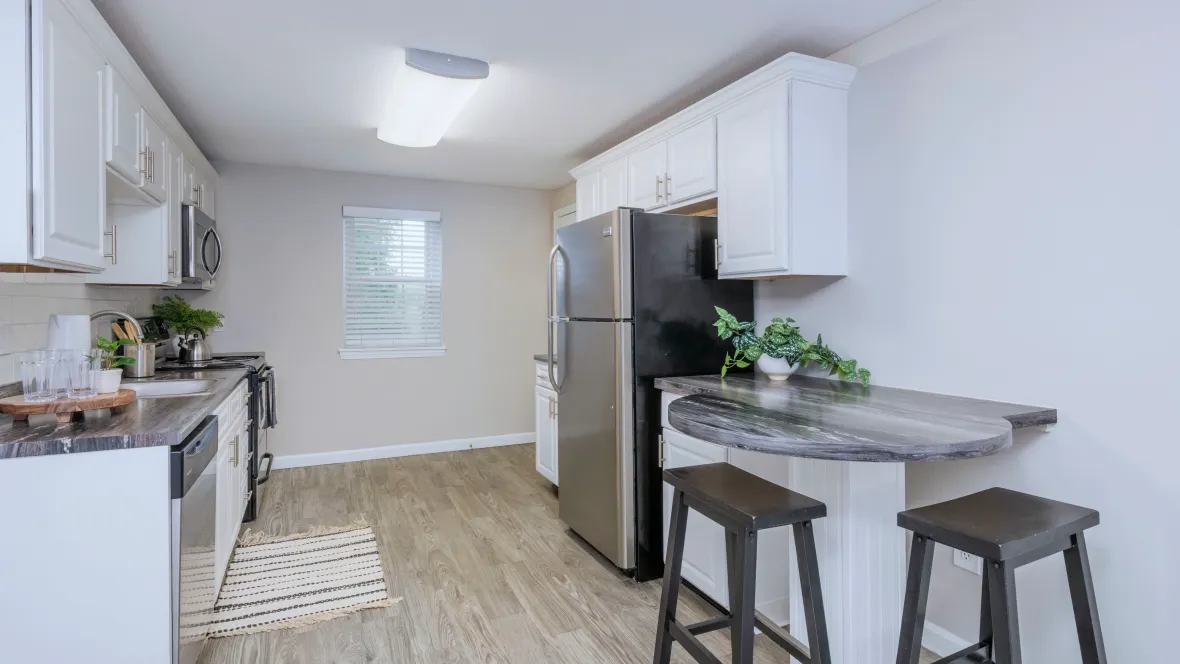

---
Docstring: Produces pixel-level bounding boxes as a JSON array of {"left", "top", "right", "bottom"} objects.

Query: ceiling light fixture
[{"left": 377, "top": 48, "right": 489, "bottom": 148}]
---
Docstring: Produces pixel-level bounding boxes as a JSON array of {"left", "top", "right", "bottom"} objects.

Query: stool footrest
[
  {"left": 685, "top": 615, "right": 731, "bottom": 636},
  {"left": 753, "top": 610, "right": 812, "bottom": 663},
  {"left": 669, "top": 620, "right": 725, "bottom": 664},
  {"left": 928, "top": 640, "right": 990, "bottom": 664}
]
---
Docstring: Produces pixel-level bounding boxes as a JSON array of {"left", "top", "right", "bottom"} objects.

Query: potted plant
[
  {"left": 94, "top": 336, "right": 136, "bottom": 393},
  {"left": 152, "top": 296, "right": 224, "bottom": 357},
  {"left": 713, "top": 307, "right": 871, "bottom": 385}
]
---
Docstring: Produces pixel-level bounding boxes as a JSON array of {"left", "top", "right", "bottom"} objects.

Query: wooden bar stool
[
  {"left": 653, "top": 462, "right": 832, "bottom": 664},
  {"left": 895, "top": 487, "right": 1106, "bottom": 664}
]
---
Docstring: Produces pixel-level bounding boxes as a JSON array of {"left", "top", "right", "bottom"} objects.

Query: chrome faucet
[{"left": 90, "top": 310, "right": 144, "bottom": 340}]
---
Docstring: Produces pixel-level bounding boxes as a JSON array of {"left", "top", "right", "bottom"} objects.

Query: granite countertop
[
  {"left": 655, "top": 374, "right": 1056, "bottom": 463},
  {"left": 0, "top": 369, "right": 249, "bottom": 459}
]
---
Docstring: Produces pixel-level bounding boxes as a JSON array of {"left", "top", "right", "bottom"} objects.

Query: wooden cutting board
[{"left": 0, "top": 389, "right": 136, "bottom": 424}]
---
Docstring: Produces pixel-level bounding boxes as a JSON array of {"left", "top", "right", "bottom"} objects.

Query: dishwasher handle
[{"left": 171, "top": 416, "right": 219, "bottom": 499}]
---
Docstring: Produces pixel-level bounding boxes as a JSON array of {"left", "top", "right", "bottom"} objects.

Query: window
[{"left": 339, "top": 206, "right": 444, "bottom": 359}]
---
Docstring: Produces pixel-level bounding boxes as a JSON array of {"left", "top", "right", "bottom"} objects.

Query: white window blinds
[{"left": 340, "top": 206, "right": 444, "bottom": 359}]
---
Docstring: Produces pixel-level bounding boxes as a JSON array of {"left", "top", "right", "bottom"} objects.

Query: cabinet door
[
  {"left": 103, "top": 66, "right": 143, "bottom": 184},
  {"left": 167, "top": 147, "right": 182, "bottom": 284},
  {"left": 30, "top": 0, "right": 106, "bottom": 271},
  {"left": 179, "top": 155, "right": 197, "bottom": 205},
  {"left": 575, "top": 172, "right": 600, "bottom": 221},
  {"left": 139, "top": 111, "right": 167, "bottom": 202},
  {"left": 549, "top": 392, "right": 559, "bottom": 487},
  {"left": 666, "top": 117, "right": 716, "bottom": 204},
  {"left": 194, "top": 166, "right": 215, "bottom": 218},
  {"left": 598, "top": 156, "right": 628, "bottom": 214},
  {"left": 534, "top": 386, "right": 557, "bottom": 484},
  {"left": 662, "top": 428, "right": 729, "bottom": 607},
  {"left": 627, "top": 141, "right": 667, "bottom": 210},
  {"left": 214, "top": 446, "right": 234, "bottom": 590},
  {"left": 717, "top": 81, "right": 789, "bottom": 277}
]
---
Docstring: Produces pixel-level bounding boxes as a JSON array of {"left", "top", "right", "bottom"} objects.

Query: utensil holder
[{"left": 120, "top": 343, "right": 157, "bottom": 378}]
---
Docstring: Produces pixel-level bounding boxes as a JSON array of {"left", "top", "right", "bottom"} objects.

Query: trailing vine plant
[{"left": 713, "top": 307, "right": 871, "bottom": 386}]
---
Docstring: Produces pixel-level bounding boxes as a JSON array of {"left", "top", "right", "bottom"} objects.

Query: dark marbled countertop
[
  {"left": 656, "top": 374, "right": 1057, "bottom": 463},
  {"left": 0, "top": 369, "right": 249, "bottom": 459}
]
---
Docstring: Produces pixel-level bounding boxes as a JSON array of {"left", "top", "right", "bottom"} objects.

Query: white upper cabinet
[
  {"left": 139, "top": 110, "right": 167, "bottom": 202},
  {"left": 30, "top": 0, "right": 106, "bottom": 271},
  {"left": 627, "top": 141, "right": 667, "bottom": 210},
  {"left": 179, "top": 155, "right": 197, "bottom": 205},
  {"left": 193, "top": 164, "right": 216, "bottom": 218},
  {"left": 598, "top": 156, "right": 628, "bottom": 213},
  {"left": 716, "top": 82, "right": 787, "bottom": 276},
  {"left": 575, "top": 171, "right": 600, "bottom": 221},
  {"left": 570, "top": 53, "right": 855, "bottom": 279},
  {"left": 666, "top": 118, "right": 716, "bottom": 205},
  {"left": 104, "top": 66, "right": 142, "bottom": 184}
]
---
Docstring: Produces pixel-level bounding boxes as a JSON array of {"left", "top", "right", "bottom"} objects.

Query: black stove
[{"left": 158, "top": 352, "right": 277, "bottom": 522}]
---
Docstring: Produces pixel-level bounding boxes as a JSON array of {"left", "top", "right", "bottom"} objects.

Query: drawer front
[
  {"left": 660, "top": 391, "right": 684, "bottom": 429},
  {"left": 535, "top": 362, "right": 559, "bottom": 388}
]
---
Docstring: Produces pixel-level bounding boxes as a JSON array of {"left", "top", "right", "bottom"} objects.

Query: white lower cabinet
[
  {"left": 661, "top": 427, "right": 730, "bottom": 607},
  {"left": 214, "top": 382, "right": 251, "bottom": 592},
  {"left": 534, "top": 383, "right": 559, "bottom": 486}
]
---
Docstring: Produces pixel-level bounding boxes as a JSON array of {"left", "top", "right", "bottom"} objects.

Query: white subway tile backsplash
[
  {"left": 0, "top": 323, "right": 12, "bottom": 356},
  {"left": 0, "top": 296, "right": 11, "bottom": 324},
  {"left": 0, "top": 354, "right": 13, "bottom": 384}
]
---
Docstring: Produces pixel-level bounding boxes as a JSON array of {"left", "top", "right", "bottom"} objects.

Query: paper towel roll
[{"left": 46, "top": 315, "right": 91, "bottom": 350}]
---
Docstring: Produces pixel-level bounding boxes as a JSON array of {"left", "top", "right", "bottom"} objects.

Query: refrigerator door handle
[{"left": 547, "top": 244, "right": 567, "bottom": 392}]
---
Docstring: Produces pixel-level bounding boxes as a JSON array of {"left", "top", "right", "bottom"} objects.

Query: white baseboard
[
  {"left": 269, "top": 432, "right": 534, "bottom": 470},
  {"left": 923, "top": 621, "right": 973, "bottom": 657},
  {"left": 757, "top": 597, "right": 790, "bottom": 628}
]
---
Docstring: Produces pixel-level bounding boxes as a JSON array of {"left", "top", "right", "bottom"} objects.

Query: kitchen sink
[{"left": 125, "top": 379, "right": 217, "bottom": 398}]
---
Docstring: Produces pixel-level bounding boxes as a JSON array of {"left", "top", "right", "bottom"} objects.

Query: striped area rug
[{"left": 209, "top": 521, "right": 398, "bottom": 638}]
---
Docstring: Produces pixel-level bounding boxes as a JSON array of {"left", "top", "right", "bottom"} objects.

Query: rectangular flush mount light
[{"left": 377, "top": 48, "right": 490, "bottom": 148}]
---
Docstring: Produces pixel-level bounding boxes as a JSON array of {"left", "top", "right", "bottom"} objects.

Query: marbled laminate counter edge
[{"left": 0, "top": 370, "right": 249, "bottom": 459}]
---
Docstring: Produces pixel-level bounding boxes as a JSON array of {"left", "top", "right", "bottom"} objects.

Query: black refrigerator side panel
[{"left": 629, "top": 212, "right": 755, "bottom": 582}]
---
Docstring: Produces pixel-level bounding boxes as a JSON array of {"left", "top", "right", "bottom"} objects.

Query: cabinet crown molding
[{"left": 570, "top": 52, "right": 855, "bottom": 179}]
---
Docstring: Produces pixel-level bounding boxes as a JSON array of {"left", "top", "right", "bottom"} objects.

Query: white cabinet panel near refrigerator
[
  {"left": 661, "top": 427, "right": 730, "bottom": 608},
  {"left": 665, "top": 118, "right": 717, "bottom": 205},
  {"left": 30, "top": 0, "right": 106, "bottom": 272},
  {"left": 598, "top": 156, "right": 628, "bottom": 213},
  {"left": 575, "top": 171, "right": 600, "bottom": 222},
  {"left": 627, "top": 141, "right": 667, "bottom": 210},
  {"left": 534, "top": 384, "right": 558, "bottom": 486}
]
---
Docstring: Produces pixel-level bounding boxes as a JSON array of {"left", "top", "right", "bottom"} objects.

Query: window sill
[{"left": 338, "top": 347, "right": 446, "bottom": 360}]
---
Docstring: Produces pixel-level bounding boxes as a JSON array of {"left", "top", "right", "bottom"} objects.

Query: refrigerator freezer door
[
  {"left": 557, "top": 320, "right": 634, "bottom": 569},
  {"left": 555, "top": 209, "right": 632, "bottom": 321}
]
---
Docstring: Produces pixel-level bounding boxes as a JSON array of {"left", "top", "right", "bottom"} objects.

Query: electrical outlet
[{"left": 953, "top": 548, "right": 982, "bottom": 575}]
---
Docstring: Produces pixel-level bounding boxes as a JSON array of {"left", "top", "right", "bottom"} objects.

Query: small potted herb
[
  {"left": 714, "top": 307, "right": 871, "bottom": 385},
  {"left": 152, "top": 296, "right": 224, "bottom": 357},
  {"left": 94, "top": 336, "right": 136, "bottom": 393}
]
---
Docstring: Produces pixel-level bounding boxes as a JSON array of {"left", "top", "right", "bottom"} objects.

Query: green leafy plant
[
  {"left": 94, "top": 336, "right": 136, "bottom": 370},
  {"left": 714, "top": 307, "right": 871, "bottom": 386},
  {"left": 152, "top": 296, "right": 224, "bottom": 335}
]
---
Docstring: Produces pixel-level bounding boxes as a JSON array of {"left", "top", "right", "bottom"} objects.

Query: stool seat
[
  {"left": 898, "top": 487, "right": 1099, "bottom": 562},
  {"left": 663, "top": 462, "right": 827, "bottom": 530}
]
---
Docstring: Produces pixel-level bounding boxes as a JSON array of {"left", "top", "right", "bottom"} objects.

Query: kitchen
[{"left": 0, "top": 0, "right": 1175, "bottom": 663}]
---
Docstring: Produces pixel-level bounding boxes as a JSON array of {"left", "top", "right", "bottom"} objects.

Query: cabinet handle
[
  {"left": 139, "top": 149, "right": 149, "bottom": 178},
  {"left": 168, "top": 250, "right": 176, "bottom": 276},
  {"left": 148, "top": 150, "right": 154, "bottom": 183},
  {"left": 548, "top": 397, "right": 553, "bottom": 418},
  {"left": 665, "top": 175, "right": 672, "bottom": 200},
  {"left": 658, "top": 434, "right": 665, "bottom": 468},
  {"left": 553, "top": 400, "right": 558, "bottom": 417},
  {"left": 104, "top": 225, "right": 118, "bottom": 265},
  {"left": 714, "top": 238, "right": 721, "bottom": 271},
  {"left": 231, "top": 434, "right": 239, "bottom": 466},
  {"left": 655, "top": 176, "right": 663, "bottom": 202}
]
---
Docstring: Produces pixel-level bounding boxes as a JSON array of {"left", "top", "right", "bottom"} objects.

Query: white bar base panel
[{"left": 787, "top": 458, "right": 906, "bottom": 664}]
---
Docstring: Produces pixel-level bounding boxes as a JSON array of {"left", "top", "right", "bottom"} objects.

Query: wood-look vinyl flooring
[{"left": 199, "top": 444, "right": 937, "bottom": 664}]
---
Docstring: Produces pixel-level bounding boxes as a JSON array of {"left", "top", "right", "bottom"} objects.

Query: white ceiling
[{"left": 92, "top": 0, "right": 937, "bottom": 190}]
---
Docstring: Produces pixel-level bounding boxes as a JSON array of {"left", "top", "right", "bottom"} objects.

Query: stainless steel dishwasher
[{"left": 171, "top": 416, "right": 218, "bottom": 664}]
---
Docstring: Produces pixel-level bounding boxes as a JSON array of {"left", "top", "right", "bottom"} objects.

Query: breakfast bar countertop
[{"left": 655, "top": 374, "right": 1057, "bottom": 462}]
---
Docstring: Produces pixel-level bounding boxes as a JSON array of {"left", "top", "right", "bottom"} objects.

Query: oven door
[{"left": 182, "top": 204, "right": 223, "bottom": 284}]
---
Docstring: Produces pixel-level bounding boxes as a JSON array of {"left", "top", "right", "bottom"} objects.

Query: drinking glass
[
  {"left": 19, "top": 351, "right": 58, "bottom": 403},
  {"left": 65, "top": 350, "right": 101, "bottom": 399}
]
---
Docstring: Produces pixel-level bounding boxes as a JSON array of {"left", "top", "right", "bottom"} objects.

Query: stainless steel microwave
[{"left": 181, "top": 204, "right": 222, "bottom": 287}]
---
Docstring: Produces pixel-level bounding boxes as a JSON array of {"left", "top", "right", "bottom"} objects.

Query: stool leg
[
  {"left": 728, "top": 527, "right": 758, "bottom": 664},
  {"left": 988, "top": 561, "right": 1022, "bottom": 664},
  {"left": 895, "top": 533, "right": 934, "bottom": 664},
  {"left": 794, "top": 520, "right": 832, "bottom": 664},
  {"left": 979, "top": 564, "right": 993, "bottom": 660},
  {"left": 1064, "top": 532, "right": 1107, "bottom": 664},
  {"left": 652, "top": 489, "right": 689, "bottom": 664}
]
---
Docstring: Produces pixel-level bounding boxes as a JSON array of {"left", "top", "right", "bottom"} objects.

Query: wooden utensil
[
  {"left": 0, "top": 389, "right": 136, "bottom": 425},
  {"left": 110, "top": 322, "right": 129, "bottom": 341},
  {"left": 123, "top": 321, "right": 140, "bottom": 343}
]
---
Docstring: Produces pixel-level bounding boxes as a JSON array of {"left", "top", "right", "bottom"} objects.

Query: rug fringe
[
  {"left": 210, "top": 597, "right": 402, "bottom": 639},
  {"left": 237, "top": 517, "right": 371, "bottom": 547}
]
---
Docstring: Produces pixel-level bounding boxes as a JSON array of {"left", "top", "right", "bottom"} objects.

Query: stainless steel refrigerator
[{"left": 545, "top": 208, "right": 753, "bottom": 581}]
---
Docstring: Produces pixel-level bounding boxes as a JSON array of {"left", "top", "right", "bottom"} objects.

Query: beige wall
[
  {"left": 550, "top": 181, "right": 575, "bottom": 212},
  {"left": 190, "top": 163, "right": 551, "bottom": 458},
  {"left": 759, "top": 0, "right": 1178, "bottom": 659}
]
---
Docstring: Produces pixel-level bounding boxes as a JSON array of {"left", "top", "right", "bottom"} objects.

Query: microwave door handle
[
  {"left": 266, "top": 369, "right": 278, "bottom": 427},
  {"left": 202, "top": 228, "right": 224, "bottom": 278}
]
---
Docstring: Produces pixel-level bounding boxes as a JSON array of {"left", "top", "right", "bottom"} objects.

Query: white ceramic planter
[
  {"left": 756, "top": 355, "right": 799, "bottom": 381},
  {"left": 95, "top": 369, "right": 123, "bottom": 394}
]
